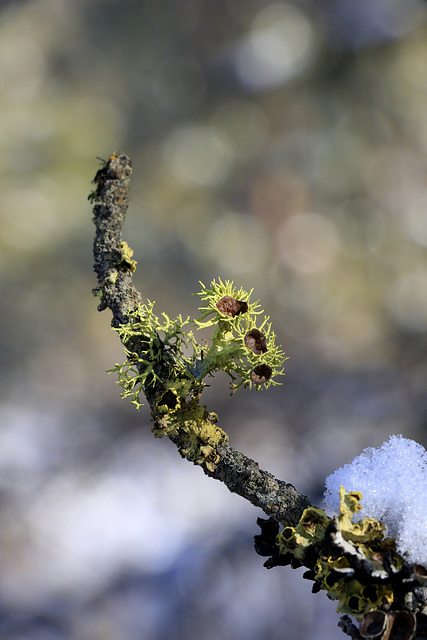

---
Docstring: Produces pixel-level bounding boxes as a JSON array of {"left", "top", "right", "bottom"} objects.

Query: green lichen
[
  {"left": 275, "top": 488, "right": 400, "bottom": 619},
  {"left": 114, "top": 240, "right": 137, "bottom": 273},
  {"left": 314, "top": 555, "right": 394, "bottom": 617},
  {"left": 108, "top": 279, "right": 287, "bottom": 470},
  {"left": 277, "top": 508, "right": 330, "bottom": 560},
  {"left": 108, "top": 300, "right": 194, "bottom": 409},
  {"left": 103, "top": 271, "right": 118, "bottom": 286},
  {"left": 92, "top": 286, "right": 103, "bottom": 298},
  {"left": 88, "top": 189, "right": 100, "bottom": 204},
  {"left": 110, "top": 279, "right": 287, "bottom": 408},
  {"left": 315, "top": 556, "right": 394, "bottom": 618},
  {"left": 193, "top": 278, "right": 287, "bottom": 392},
  {"left": 152, "top": 397, "right": 227, "bottom": 472},
  {"left": 337, "top": 487, "right": 386, "bottom": 544}
]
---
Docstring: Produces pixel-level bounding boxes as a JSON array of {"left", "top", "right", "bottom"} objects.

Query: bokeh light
[
  {"left": 2, "top": 0, "right": 427, "bottom": 639},
  {"left": 277, "top": 213, "right": 339, "bottom": 274},
  {"left": 234, "top": 4, "right": 315, "bottom": 90},
  {"left": 164, "top": 125, "right": 233, "bottom": 186}
]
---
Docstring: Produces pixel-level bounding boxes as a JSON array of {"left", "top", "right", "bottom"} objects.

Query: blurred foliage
[{"left": 2, "top": 0, "right": 427, "bottom": 638}]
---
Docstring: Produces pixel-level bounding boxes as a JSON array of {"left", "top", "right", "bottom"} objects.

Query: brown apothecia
[
  {"left": 216, "top": 296, "right": 248, "bottom": 317},
  {"left": 245, "top": 329, "right": 268, "bottom": 354},
  {"left": 251, "top": 364, "right": 272, "bottom": 385}
]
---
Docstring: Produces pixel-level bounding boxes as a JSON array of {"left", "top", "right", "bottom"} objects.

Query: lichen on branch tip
[{"left": 109, "top": 278, "right": 287, "bottom": 410}]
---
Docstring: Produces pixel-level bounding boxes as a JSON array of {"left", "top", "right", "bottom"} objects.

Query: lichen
[
  {"left": 110, "top": 279, "right": 287, "bottom": 408},
  {"left": 108, "top": 279, "right": 287, "bottom": 470},
  {"left": 314, "top": 557, "right": 394, "bottom": 617},
  {"left": 337, "top": 487, "right": 386, "bottom": 544},
  {"left": 274, "top": 488, "right": 401, "bottom": 619},
  {"left": 193, "top": 278, "right": 287, "bottom": 392},
  {"left": 102, "top": 271, "right": 118, "bottom": 286},
  {"left": 114, "top": 240, "right": 137, "bottom": 273},
  {"left": 277, "top": 508, "right": 330, "bottom": 560},
  {"left": 152, "top": 395, "right": 227, "bottom": 472}
]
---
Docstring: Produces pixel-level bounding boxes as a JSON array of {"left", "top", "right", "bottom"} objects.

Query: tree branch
[
  {"left": 90, "top": 152, "right": 312, "bottom": 527},
  {"left": 91, "top": 153, "right": 427, "bottom": 640}
]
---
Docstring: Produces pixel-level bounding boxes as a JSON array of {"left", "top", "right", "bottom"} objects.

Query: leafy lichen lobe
[
  {"left": 109, "top": 279, "right": 287, "bottom": 471},
  {"left": 274, "top": 488, "right": 400, "bottom": 619}
]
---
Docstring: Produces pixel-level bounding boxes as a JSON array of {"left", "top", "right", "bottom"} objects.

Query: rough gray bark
[{"left": 91, "top": 152, "right": 312, "bottom": 528}]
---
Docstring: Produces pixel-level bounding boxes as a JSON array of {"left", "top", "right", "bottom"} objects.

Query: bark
[{"left": 91, "top": 152, "right": 312, "bottom": 528}]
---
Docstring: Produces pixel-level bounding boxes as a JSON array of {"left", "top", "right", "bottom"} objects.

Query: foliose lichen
[
  {"left": 109, "top": 278, "right": 287, "bottom": 408},
  {"left": 193, "top": 278, "right": 287, "bottom": 392},
  {"left": 108, "top": 278, "right": 287, "bottom": 471},
  {"left": 113, "top": 240, "right": 137, "bottom": 273},
  {"left": 260, "top": 488, "right": 406, "bottom": 619}
]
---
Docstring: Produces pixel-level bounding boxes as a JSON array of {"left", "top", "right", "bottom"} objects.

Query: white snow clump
[{"left": 324, "top": 435, "right": 427, "bottom": 567}]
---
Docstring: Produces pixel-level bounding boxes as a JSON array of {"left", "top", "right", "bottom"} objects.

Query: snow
[{"left": 324, "top": 435, "right": 427, "bottom": 567}]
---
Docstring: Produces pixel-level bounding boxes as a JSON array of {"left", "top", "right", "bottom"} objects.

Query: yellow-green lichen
[
  {"left": 275, "top": 488, "right": 401, "bottom": 619},
  {"left": 108, "top": 301, "right": 190, "bottom": 409},
  {"left": 108, "top": 280, "right": 286, "bottom": 471},
  {"left": 194, "top": 278, "right": 287, "bottom": 392},
  {"left": 337, "top": 487, "right": 386, "bottom": 544},
  {"left": 314, "top": 555, "right": 394, "bottom": 617},
  {"left": 152, "top": 398, "right": 228, "bottom": 472},
  {"left": 277, "top": 508, "right": 330, "bottom": 560},
  {"left": 114, "top": 240, "right": 137, "bottom": 273},
  {"left": 92, "top": 286, "right": 103, "bottom": 298},
  {"left": 109, "top": 280, "right": 287, "bottom": 409},
  {"left": 103, "top": 271, "right": 118, "bottom": 286},
  {"left": 156, "top": 379, "right": 194, "bottom": 414}
]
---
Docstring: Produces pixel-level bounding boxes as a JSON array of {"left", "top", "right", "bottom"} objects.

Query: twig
[
  {"left": 90, "top": 152, "right": 312, "bottom": 527},
  {"left": 91, "top": 153, "right": 427, "bottom": 640}
]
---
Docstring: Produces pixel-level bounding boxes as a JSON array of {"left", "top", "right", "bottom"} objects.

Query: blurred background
[{"left": 2, "top": 0, "right": 427, "bottom": 638}]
